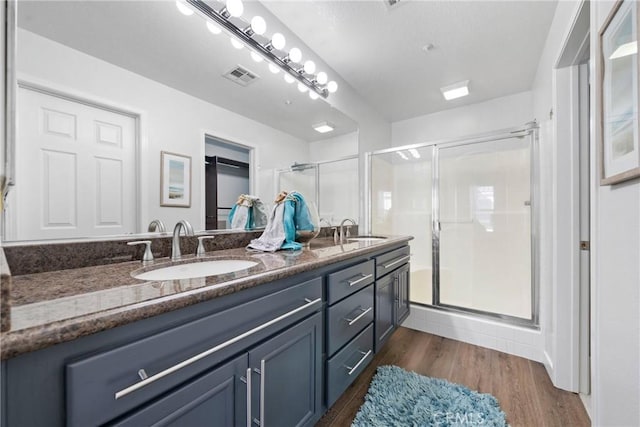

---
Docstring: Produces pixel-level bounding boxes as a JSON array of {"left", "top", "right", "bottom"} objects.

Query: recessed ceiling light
[
  {"left": 313, "top": 121, "right": 334, "bottom": 133},
  {"left": 440, "top": 80, "right": 470, "bottom": 101}
]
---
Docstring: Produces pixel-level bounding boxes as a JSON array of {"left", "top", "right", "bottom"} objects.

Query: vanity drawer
[
  {"left": 327, "top": 284, "right": 374, "bottom": 356},
  {"left": 375, "top": 246, "right": 410, "bottom": 278},
  {"left": 66, "top": 277, "right": 322, "bottom": 427},
  {"left": 327, "top": 259, "right": 374, "bottom": 304},
  {"left": 326, "top": 324, "right": 374, "bottom": 407}
]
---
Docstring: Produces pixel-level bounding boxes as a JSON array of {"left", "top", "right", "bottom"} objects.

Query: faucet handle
[
  {"left": 196, "top": 236, "right": 216, "bottom": 257},
  {"left": 128, "top": 240, "right": 153, "bottom": 263}
]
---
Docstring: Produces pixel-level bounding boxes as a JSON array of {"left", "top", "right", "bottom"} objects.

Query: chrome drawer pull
[
  {"left": 259, "top": 359, "right": 266, "bottom": 427},
  {"left": 114, "top": 297, "right": 322, "bottom": 400},
  {"left": 347, "top": 273, "right": 373, "bottom": 287},
  {"left": 345, "top": 350, "right": 372, "bottom": 375},
  {"left": 344, "top": 307, "right": 373, "bottom": 326},
  {"left": 382, "top": 255, "right": 410, "bottom": 270},
  {"left": 246, "top": 367, "right": 252, "bottom": 427}
]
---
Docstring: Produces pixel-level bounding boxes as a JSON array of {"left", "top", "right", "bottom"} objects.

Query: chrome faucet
[
  {"left": 147, "top": 219, "right": 166, "bottom": 233},
  {"left": 339, "top": 218, "right": 356, "bottom": 243},
  {"left": 171, "top": 220, "right": 194, "bottom": 261}
]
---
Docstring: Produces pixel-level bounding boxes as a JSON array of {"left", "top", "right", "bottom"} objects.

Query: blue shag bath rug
[{"left": 352, "top": 366, "right": 507, "bottom": 427}]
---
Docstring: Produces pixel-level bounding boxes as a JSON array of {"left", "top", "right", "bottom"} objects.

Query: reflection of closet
[{"left": 205, "top": 156, "right": 249, "bottom": 229}]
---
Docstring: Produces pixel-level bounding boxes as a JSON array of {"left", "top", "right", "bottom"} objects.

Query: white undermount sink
[{"left": 133, "top": 260, "right": 258, "bottom": 281}]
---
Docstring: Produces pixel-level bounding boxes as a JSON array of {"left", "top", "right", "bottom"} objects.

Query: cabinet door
[
  {"left": 375, "top": 274, "right": 395, "bottom": 352},
  {"left": 395, "top": 263, "right": 411, "bottom": 325},
  {"left": 111, "top": 354, "right": 247, "bottom": 427},
  {"left": 248, "top": 313, "right": 322, "bottom": 427}
]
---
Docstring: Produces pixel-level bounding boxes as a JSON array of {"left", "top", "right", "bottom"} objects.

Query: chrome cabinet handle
[
  {"left": 259, "top": 359, "right": 266, "bottom": 427},
  {"left": 345, "top": 350, "right": 372, "bottom": 375},
  {"left": 347, "top": 273, "right": 373, "bottom": 287},
  {"left": 246, "top": 368, "right": 252, "bottom": 427},
  {"left": 114, "top": 297, "right": 322, "bottom": 399},
  {"left": 344, "top": 307, "right": 373, "bottom": 326},
  {"left": 382, "top": 255, "right": 410, "bottom": 270}
]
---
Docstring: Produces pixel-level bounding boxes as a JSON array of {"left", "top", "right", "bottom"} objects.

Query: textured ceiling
[{"left": 264, "top": 0, "right": 558, "bottom": 122}]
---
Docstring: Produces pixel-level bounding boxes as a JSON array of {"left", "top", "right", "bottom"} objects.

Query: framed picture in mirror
[
  {"left": 599, "top": 0, "right": 640, "bottom": 185},
  {"left": 161, "top": 151, "right": 192, "bottom": 207}
]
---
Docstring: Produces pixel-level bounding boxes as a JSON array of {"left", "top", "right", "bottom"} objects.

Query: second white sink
[{"left": 134, "top": 260, "right": 258, "bottom": 281}]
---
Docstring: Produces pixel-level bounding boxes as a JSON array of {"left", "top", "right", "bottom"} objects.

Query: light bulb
[
  {"left": 226, "top": 0, "right": 243, "bottom": 17},
  {"left": 251, "top": 51, "right": 263, "bottom": 62},
  {"left": 284, "top": 73, "right": 295, "bottom": 84},
  {"left": 269, "top": 63, "right": 280, "bottom": 74},
  {"left": 230, "top": 38, "right": 244, "bottom": 50},
  {"left": 289, "top": 47, "right": 302, "bottom": 63},
  {"left": 251, "top": 16, "right": 266, "bottom": 35},
  {"left": 327, "top": 81, "right": 338, "bottom": 93},
  {"left": 271, "top": 33, "right": 286, "bottom": 50},
  {"left": 316, "top": 71, "right": 328, "bottom": 85},
  {"left": 297, "top": 83, "right": 308, "bottom": 93},
  {"left": 309, "top": 91, "right": 319, "bottom": 100},
  {"left": 176, "top": 0, "right": 194, "bottom": 16},
  {"left": 303, "top": 60, "right": 316, "bottom": 74},
  {"left": 206, "top": 21, "right": 221, "bottom": 35}
]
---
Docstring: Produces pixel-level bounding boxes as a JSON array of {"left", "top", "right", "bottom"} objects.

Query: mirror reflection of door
[{"left": 205, "top": 136, "right": 250, "bottom": 230}]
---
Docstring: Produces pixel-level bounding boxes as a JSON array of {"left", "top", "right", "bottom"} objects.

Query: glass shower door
[
  {"left": 437, "top": 137, "right": 532, "bottom": 319},
  {"left": 370, "top": 146, "right": 433, "bottom": 305}
]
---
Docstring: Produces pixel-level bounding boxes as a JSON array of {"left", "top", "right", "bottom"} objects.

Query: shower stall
[
  {"left": 366, "top": 123, "right": 538, "bottom": 326},
  {"left": 276, "top": 156, "right": 359, "bottom": 225}
]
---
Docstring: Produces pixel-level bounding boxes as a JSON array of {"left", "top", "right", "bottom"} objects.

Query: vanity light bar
[{"left": 185, "top": 0, "right": 330, "bottom": 98}]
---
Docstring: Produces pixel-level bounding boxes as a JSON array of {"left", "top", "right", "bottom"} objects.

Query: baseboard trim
[{"left": 402, "top": 304, "right": 544, "bottom": 362}]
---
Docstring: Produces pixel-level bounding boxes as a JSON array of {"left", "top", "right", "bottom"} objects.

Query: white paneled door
[{"left": 8, "top": 86, "right": 137, "bottom": 240}]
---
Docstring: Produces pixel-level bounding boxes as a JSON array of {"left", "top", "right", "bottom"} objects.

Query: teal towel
[{"left": 281, "top": 192, "right": 314, "bottom": 250}]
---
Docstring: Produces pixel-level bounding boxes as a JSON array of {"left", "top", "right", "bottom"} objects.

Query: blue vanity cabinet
[
  {"left": 374, "top": 273, "right": 395, "bottom": 352},
  {"left": 324, "top": 259, "right": 376, "bottom": 407},
  {"left": 395, "top": 263, "right": 411, "bottom": 325},
  {"left": 374, "top": 246, "right": 411, "bottom": 352},
  {"left": 248, "top": 312, "right": 323, "bottom": 427},
  {"left": 1, "top": 241, "right": 412, "bottom": 427},
  {"left": 112, "top": 312, "right": 323, "bottom": 427},
  {"left": 110, "top": 354, "right": 248, "bottom": 427}
]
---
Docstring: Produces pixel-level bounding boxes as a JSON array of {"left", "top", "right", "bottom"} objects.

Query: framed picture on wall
[
  {"left": 160, "top": 151, "right": 192, "bottom": 207},
  {"left": 599, "top": 0, "right": 640, "bottom": 185}
]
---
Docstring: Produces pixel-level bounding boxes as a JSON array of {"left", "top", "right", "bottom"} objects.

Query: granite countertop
[{"left": 1, "top": 236, "right": 411, "bottom": 359}]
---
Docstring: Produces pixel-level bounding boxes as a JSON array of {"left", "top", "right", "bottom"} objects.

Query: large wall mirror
[{"left": 2, "top": 0, "right": 359, "bottom": 242}]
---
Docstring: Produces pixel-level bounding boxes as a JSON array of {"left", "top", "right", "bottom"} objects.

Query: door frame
[
  {"left": 550, "top": 0, "right": 590, "bottom": 393},
  {"left": 200, "top": 130, "right": 257, "bottom": 232}
]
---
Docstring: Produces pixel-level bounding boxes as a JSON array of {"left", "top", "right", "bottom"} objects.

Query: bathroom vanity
[{"left": 0, "top": 236, "right": 411, "bottom": 426}]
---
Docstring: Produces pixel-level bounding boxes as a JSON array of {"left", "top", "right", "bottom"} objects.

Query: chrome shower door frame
[{"left": 365, "top": 122, "right": 540, "bottom": 328}]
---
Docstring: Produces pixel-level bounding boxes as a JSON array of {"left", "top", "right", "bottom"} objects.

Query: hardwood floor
[{"left": 317, "top": 327, "right": 591, "bottom": 427}]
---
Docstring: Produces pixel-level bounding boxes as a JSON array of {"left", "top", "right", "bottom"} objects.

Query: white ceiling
[
  {"left": 18, "top": 0, "right": 558, "bottom": 138},
  {"left": 264, "top": 0, "right": 558, "bottom": 122}
]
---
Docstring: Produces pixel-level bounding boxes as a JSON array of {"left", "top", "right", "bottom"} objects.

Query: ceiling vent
[{"left": 223, "top": 65, "right": 259, "bottom": 87}]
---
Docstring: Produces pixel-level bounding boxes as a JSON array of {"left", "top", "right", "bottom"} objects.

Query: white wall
[
  {"left": 591, "top": 1, "right": 640, "bottom": 425},
  {"left": 391, "top": 91, "right": 533, "bottom": 146},
  {"left": 15, "top": 29, "right": 309, "bottom": 232},
  {"left": 308, "top": 131, "right": 358, "bottom": 162}
]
